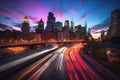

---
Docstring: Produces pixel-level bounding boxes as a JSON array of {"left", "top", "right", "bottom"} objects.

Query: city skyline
[
  {"left": 0, "top": 1, "right": 120, "bottom": 79},
  {"left": 0, "top": 0, "right": 120, "bottom": 32}
]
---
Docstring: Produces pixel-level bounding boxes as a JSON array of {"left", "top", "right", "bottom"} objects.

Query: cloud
[
  {"left": 77, "top": 1, "right": 109, "bottom": 22},
  {"left": 78, "top": 0, "right": 85, "bottom": 8},
  {"left": 4, "top": 16, "right": 12, "bottom": 20},
  {"left": 97, "top": 16, "right": 103, "bottom": 20},
  {"left": 0, "top": 8, "right": 23, "bottom": 20},
  {"left": 0, "top": 23, "right": 13, "bottom": 31},
  {"left": 77, "top": 13, "right": 91, "bottom": 21},
  {"left": 92, "top": 18, "right": 110, "bottom": 29},
  {"left": 13, "top": 23, "right": 21, "bottom": 28},
  {"left": 91, "top": 18, "right": 110, "bottom": 34},
  {"left": 70, "top": 9, "right": 77, "bottom": 15},
  {"left": 54, "top": 10, "right": 63, "bottom": 19},
  {"left": 28, "top": 15, "right": 39, "bottom": 23},
  {"left": 14, "top": 0, "right": 49, "bottom": 24}
]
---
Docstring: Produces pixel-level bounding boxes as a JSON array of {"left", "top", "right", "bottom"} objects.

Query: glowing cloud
[
  {"left": 70, "top": 9, "right": 77, "bottom": 15},
  {"left": 54, "top": 10, "right": 63, "bottom": 19}
]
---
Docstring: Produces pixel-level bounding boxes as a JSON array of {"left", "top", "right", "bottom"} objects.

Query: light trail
[
  {"left": 65, "top": 48, "right": 80, "bottom": 80},
  {"left": 28, "top": 47, "right": 66, "bottom": 80},
  {"left": 69, "top": 48, "right": 90, "bottom": 80},
  {"left": 56, "top": 47, "right": 68, "bottom": 71},
  {"left": 0, "top": 47, "right": 58, "bottom": 72},
  {"left": 74, "top": 50, "right": 101, "bottom": 80},
  {"left": 1, "top": 44, "right": 118, "bottom": 80},
  {"left": 65, "top": 44, "right": 101, "bottom": 80},
  {"left": 12, "top": 53, "right": 53, "bottom": 80}
]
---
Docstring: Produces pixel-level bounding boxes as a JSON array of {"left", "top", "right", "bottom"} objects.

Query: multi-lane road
[{"left": 0, "top": 44, "right": 119, "bottom": 80}]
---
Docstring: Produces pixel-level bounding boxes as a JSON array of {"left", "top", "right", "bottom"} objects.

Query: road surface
[{"left": 0, "top": 44, "right": 119, "bottom": 80}]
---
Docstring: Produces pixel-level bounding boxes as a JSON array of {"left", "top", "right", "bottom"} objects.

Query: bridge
[{"left": 0, "top": 39, "right": 86, "bottom": 48}]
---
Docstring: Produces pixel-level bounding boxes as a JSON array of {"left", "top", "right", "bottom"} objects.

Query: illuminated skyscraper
[
  {"left": 21, "top": 16, "right": 30, "bottom": 39},
  {"left": 46, "top": 12, "right": 56, "bottom": 31},
  {"left": 21, "top": 16, "right": 30, "bottom": 34}
]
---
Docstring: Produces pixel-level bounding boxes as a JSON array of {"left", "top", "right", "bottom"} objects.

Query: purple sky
[{"left": 0, "top": 0, "right": 120, "bottom": 32}]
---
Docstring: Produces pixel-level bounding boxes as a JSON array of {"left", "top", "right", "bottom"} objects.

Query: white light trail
[{"left": 0, "top": 47, "right": 58, "bottom": 72}]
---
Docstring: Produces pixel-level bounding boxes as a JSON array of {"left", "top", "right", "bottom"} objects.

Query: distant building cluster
[
  {"left": 107, "top": 8, "right": 120, "bottom": 38},
  {"left": 21, "top": 12, "right": 87, "bottom": 42},
  {"left": 101, "top": 8, "right": 120, "bottom": 41},
  {"left": 1, "top": 8, "right": 120, "bottom": 43}
]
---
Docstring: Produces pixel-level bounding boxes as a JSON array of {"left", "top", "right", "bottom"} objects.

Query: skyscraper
[
  {"left": 46, "top": 12, "right": 56, "bottom": 31},
  {"left": 71, "top": 19, "right": 74, "bottom": 32},
  {"left": 38, "top": 19, "right": 44, "bottom": 30},
  {"left": 36, "top": 19, "right": 44, "bottom": 33},
  {"left": 63, "top": 20, "right": 69, "bottom": 31},
  {"left": 109, "top": 8, "right": 120, "bottom": 37},
  {"left": 21, "top": 16, "right": 29, "bottom": 33},
  {"left": 84, "top": 20, "right": 87, "bottom": 32},
  {"left": 55, "top": 21, "right": 62, "bottom": 31},
  {"left": 75, "top": 25, "right": 86, "bottom": 39},
  {"left": 64, "top": 20, "right": 69, "bottom": 27},
  {"left": 101, "top": 30, "right": 105, "bottom": 41},
  {"left": 21, "top": 16, "right": 30, "bottom": 39}
]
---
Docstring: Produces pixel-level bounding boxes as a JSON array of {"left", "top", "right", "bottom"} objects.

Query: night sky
[{"left": 0, "top": 0, "right": 120, "bottom": 33}]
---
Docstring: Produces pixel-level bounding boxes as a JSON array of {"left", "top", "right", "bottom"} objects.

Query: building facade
[
  {"left": 70, "top": 19, "right": 74, "bottom": 32},
  {"left": 36, "top": 19, "right": 44, "bottom": 34},
  {"left": 75, "top": 25, "right": 86, "bottom": 39},
  {"left": 57, "top": 31, "right": 69, "bottom": 41},
  {"left": 63, "top": 20, "right": 69, "bottom": 31},
  {"left": 46, "top": 12, "right": 56, "bottom": 31},
  {"left": 55, "top": 22, "right": 63, "bottom": 31},
  {"left": 41, "top": 30, "right": 55, "bottom": 41},
  {"left": 21, "top": 16, "right": 30, "bottom": 39},
  {"left": 101, "top": 30, "right": 106, "bottom": 41},
  {"left": 109, "top": 8, "right": 120, "bottom": 37}
]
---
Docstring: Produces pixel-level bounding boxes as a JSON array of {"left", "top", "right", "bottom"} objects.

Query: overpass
[{"left": 0, "top": 39, "right": 86, "bottom": 48}]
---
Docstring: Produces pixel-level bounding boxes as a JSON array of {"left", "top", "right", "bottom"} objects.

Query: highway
[{"left": 0, "top": 44, "right": 119, "bottom": 80}]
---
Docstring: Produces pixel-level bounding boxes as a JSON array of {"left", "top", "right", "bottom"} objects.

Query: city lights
[{"left": 0, "top": 0, "right": 120, "bottom": 80}]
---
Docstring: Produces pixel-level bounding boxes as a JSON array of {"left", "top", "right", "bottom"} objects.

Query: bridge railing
[{"left": 80, "top": 51, "right": 119, "bottom": 80}]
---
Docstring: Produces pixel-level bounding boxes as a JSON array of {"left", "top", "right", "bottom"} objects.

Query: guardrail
[{"left": 80, "top": 51, "right": 119, "bottom": 80}]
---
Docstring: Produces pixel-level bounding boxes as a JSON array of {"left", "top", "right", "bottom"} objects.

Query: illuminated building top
[{"left": 23, "top": 16, "right": 29, "bottom": 23}]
